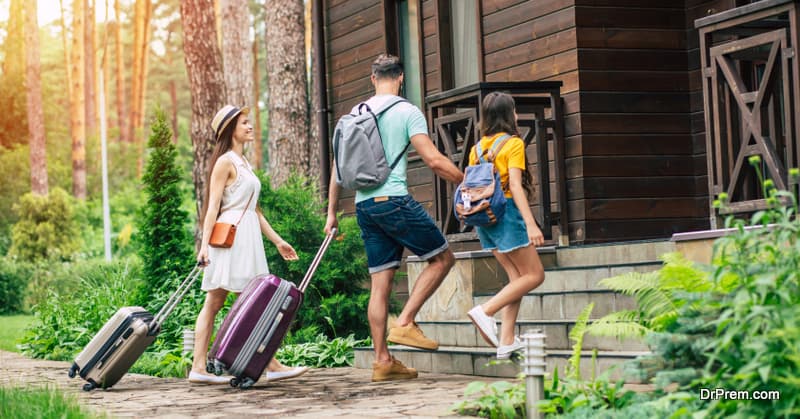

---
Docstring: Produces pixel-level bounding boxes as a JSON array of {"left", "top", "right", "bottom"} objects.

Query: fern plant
[
  {"left": 567, "top": 303, "right": 594, "bottom": 380},
  {"left": 586, "top": 253, "right": 712, "bottom": 340}
]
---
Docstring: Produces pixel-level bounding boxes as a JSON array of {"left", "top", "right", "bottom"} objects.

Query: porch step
[
  {"left": 416, "top": 259, "right": 661, "bottom": 323},
  {"left": 354, "top": 345, "right": 649, "bottom": 380},
  {"left": 416, "top": 321, "right": 649, "bottom": 352}
]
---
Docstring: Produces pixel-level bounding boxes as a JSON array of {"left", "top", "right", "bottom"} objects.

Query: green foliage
[
  {"left": 258, "top": 173, "right": 372, "bottom": 339},
  {"left": 72, "top": 183, "right": 147, "bottom": 260},
  {"left": 0, "top": 145, "right": 31, "bottom": 255},
  {"left": 0, "top": 386, "right": 102, "bottom": 419},
  {"left": 20, "top": 258, "right": 143, "bottom": 361},
  {"left": 0, "top": 314, "right": 34, "bottom": 352},
  {"left": 568, "top": 303, "right": 594, "bottom": 380},
  {"left": 134, "top": 109, "right": 194, "bottom": 304},
  {"left": 539, "top": 367, "right": 639, "bottom": 417},
  {"left": 0, "top": 257, "right": 33, "bottom": 314},
  {"left": 586, "top": 253, "right": 712, "bottom": 340},
  {"left": 275, "top": 333, "right": 370, "bottom": 368},
  {"left": 130, "top": 347, "right": 193, "bottom": 378},
  {"left": 8, "top": 188, "right": 82, "bottom": 262},
  {"left": 452, "top": 379, "right": 527, "bottom": 419}
]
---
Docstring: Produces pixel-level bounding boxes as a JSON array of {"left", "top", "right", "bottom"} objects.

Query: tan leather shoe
[
  {"left": 372, "top": 356, "right": 418, "bottom": 382},
  {"left": 387, "top": 322, "right": 439, "bottom": 350}
]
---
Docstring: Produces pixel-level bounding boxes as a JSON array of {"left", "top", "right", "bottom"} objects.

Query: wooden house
[{"left": 312, "top": 0, "right": 800, "bottom": 377}]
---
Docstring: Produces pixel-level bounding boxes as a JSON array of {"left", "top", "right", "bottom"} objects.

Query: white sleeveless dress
[{"left": 202, "top": 151, "right": 269, "bottom": 292}]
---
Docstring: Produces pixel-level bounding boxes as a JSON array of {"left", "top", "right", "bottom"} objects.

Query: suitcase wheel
[
  {"left": 239, "top": 377, "right": 255, "bottom": 390},
  {"left": 206, "top": 360, "right": 215, "bottom": 374},
  {"left": 82, "top": 382, "right": 96, "bottom": 392},
  {"left": 213, "top": 360, "right": 226, "bottom": 376},
  {"left": 68, "top": 364, "right": 79, "bottom": 379},
  {"left": 230, "top": 377, "right": 241, "bottom": 388}
]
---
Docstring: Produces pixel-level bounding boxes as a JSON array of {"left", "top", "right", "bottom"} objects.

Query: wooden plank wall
[
  {"left": 325, "top": 0, "right": 386, "bottom": 214},
  {"left": 566, "top": 0, "right": 710, "bottom": 242},
  {"left": 323, "top": 0, "right": 746, "bottom": 244}
]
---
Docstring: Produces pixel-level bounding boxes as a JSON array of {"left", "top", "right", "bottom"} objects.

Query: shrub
[
  {"left": 8, "top": 188, "right": 81, "bottom": 262},
  {"left": 20, "top": 258, "right": 143, "bottom": 361},
  {"left": 135, "top": 109, "right": 194, "bottom": 304},
  {"left": 452, "top": 379, "right": 527, "bottom": 419},
  {"left": 275, "top": 333, "right": 370, "bottom": 368},
  {"left": 258, "top": 173, "right": 372, "bottom": 339},
  {"left": 0, "top": 257, "right": 33, "bottom": 314}
]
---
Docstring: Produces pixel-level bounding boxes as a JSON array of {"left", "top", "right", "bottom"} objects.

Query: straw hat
[{"left": 210, "top": 105, "right": 250, "bottom": 140}]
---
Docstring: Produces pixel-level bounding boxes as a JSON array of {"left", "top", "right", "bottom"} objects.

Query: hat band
[{"left": 215, "top": 107, "right": 241, "bottom": 139}]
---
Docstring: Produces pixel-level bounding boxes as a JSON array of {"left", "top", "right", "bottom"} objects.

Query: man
[{"left": 324, "top": 54, "right": 464, "bottom": 382}]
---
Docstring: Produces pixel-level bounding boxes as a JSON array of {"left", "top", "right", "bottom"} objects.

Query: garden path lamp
[{"left": 522, "top": 330, "right": 546, "bottom": 419}]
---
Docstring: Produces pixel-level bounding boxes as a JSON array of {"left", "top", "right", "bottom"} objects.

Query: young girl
[{"left": 466, "top": 92, "right": 546, "bottom": 359}]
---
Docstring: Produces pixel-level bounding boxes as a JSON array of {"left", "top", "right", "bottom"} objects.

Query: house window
[
  {"left": 449, "top": 0, "right": 479, "bottom": 88},
  {"left": 397, "top": 0, "right": 423, "bottom": 108}
]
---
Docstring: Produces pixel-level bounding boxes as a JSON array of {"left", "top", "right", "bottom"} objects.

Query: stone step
[
  {"left": 354, "top": 345, "right": 649, "bottom": 381},
  {"left": 416, "top": 321, "right": 649, "bottom": 352},
  {"left": 555, "top": 239, "right": 676, "bottom": 267},
  {"left": 416, "top": 260, "right": 660, "bottom": 322}
]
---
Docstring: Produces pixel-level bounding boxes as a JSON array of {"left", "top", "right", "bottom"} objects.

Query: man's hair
[{"left": 371, "top": 54, "right": 404, "bottom": 80}]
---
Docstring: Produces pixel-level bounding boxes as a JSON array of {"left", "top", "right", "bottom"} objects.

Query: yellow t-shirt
[{"left": 468, "top": 133, "right": 526, "bottom": 198}]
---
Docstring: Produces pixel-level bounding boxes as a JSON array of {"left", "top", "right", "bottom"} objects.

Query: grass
[
  {"left": 0, "top": 386, "right": 101, "bottom": 419},
  {"left": 0, "top": 314, "right": 34, "bottom": 352}
]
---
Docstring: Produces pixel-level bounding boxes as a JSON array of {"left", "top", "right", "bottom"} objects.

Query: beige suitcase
[{"left": 68, "top": 266, "right": 201, "bottom": 391}]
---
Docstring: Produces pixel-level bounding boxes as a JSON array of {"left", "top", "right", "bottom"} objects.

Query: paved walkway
[{"left": 0, "top": 351, "right": 499, "bottom": 418}]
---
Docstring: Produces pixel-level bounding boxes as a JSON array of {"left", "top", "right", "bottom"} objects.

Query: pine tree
[{"left": 136, "top": 109, "right": 193, "bottom": 303}]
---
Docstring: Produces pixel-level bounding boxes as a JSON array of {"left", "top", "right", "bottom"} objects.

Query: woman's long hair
[
  {"left": 480, "top": 92, "right": 535, "bottom": 199},
  {"left": 200, "top": 113, "right": 241, "bottom": 223}
]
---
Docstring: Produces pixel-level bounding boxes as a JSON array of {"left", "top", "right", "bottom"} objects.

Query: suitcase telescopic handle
[
  {"left": 150, "top": 264, "right": 203, "bottom": 330},
  {"left": 298, "top": 229, "right": 337, "bottom": 293}
]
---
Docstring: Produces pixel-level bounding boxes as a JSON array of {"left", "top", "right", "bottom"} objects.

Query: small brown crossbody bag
[{"left": 208, "top": 191, "right": 255, "bottom": 248}]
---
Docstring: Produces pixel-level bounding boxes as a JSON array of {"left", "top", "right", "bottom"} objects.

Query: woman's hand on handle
[
  {"left": 197, "top": 245, "right": 210, "bottom": 266},
  {"left": 277, "top": 241, "right": 299, "bottom": 261}
]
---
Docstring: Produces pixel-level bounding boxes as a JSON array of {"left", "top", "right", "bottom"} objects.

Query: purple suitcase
[{"left": 207, "top": 230, "right": 336, "bottom": 389}]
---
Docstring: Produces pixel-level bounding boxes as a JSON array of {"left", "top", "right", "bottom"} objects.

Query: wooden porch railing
[
  {"left": 425, "top": 82, "right": 569, "bottom": 246},
  {"left": 697, "top": 0, "right": 800, "bottom": 226}
]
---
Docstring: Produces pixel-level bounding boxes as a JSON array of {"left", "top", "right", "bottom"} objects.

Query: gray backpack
[{"left": 332, "top": 97, "right": 411, "bottom": 190}]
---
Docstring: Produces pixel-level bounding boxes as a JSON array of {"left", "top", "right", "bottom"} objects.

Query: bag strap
[
  {"left": 221, "top": 152, "right": 256, "bottom": 226},
  {"left": 477, "top": 134, "right": 512, "bottom": 164},
  {"left": 362, "top": 96, "right": 412, "bottom": 171},
  {"left": 233, "top": 190, "right": 256, "bottom": 226}
]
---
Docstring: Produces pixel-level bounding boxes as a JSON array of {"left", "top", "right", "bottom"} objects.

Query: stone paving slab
[{"left": 0, "top": 351, "right": 498, "bottom": 418}]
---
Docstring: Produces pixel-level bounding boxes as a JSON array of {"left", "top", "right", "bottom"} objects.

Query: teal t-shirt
[{"left": 351, "top": 94, "right": 429, "bottom": 203}]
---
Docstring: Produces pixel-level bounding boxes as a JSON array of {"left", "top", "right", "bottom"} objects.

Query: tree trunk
[
  {"left": 221, "top": 0, "right": 252, "bottom": 106},
  {"left": 180, "top": 0, "right": 226, "bottom": 243},
  {"left": 130, "top": 0, "right": 152, "bottom": 175},
  {"left": 114, "top": 0, "right": 127, "bottom": 143},
  {"left": 85, "top": 0, "right": 97, "bottom": 140},
  {"left": 252, "top": 32, "right": 262, "bottom": 170},
  {"left": 0, "top": 0, "right": 27, "bottom": 149},
  {"left": 221, "top": 0, "right": 253, "bottom": 161},
  {"left": 305, "top": 0, "right": 320, "bottom": 179},
  {"left": 24, "top": 0, "right": 48, "bottom": 196},
  {"left": 71, "top": 0, "right": 88, "bottom": 200},
  {"left": 265, "top": 0, "right": 310, "bottom": 187}
]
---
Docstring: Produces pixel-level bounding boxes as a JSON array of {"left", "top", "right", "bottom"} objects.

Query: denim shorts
[
  {"left": 476, "top": 199, "right": 531, "bottom": 253},
  {"left": 356, "top": 195, "right": 449, "bottom": 274}
]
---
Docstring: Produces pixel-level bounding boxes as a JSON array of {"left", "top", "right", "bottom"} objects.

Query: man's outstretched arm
[{"left": 410, "top": 134, "right": 464, "bottom": 184}]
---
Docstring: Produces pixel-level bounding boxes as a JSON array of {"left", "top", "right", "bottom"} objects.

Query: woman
[
  {"left": 188, "top": 104, "right": 307, "bottom": 384},
  {"left": 465, "top": 92, "right": 546, "bottom": 359}
]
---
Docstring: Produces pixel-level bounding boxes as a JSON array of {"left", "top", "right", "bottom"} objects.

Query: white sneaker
[
  {"left": 467, "top": 306, "right": 499, "bottom": 347},
  {"left": 187, "top": 371, "right": 231, "bottom": 385},
  {"left": 266, "top": 366, "right": 309, "bottom": 382},
  {"left": 497, "top": 337, "right": 524, "bottom": 359}
]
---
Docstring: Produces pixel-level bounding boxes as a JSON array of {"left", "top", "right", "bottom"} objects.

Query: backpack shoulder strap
[
  {"left": 485, "top": 134, "right": 512, "bottom": 162},
  {"left": 373, "top": 96, "right": 409, "bottom": 116},
  {"left": 477, "top": 134, "right": 512, "bottom": 164}
]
